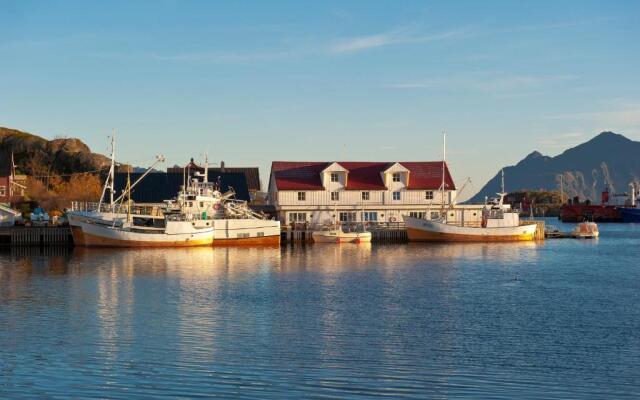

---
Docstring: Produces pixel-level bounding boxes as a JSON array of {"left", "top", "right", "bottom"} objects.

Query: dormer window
[
  {"left": 330, "top": 173, "right": 339, "bottom": 182},
  {"left": 392, "top": 173, "right": 401, "bottom": 182}
]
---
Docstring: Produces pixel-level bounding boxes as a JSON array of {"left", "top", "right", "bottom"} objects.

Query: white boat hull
[
  {"left": 69, "top": 214, "right": 214, "bottom": 247},
  {"left": 213, "top": 219, "right": 281, "bottom": 245},
  {"left": 404, "top": 216, "right": 537, "bottom": 242}
]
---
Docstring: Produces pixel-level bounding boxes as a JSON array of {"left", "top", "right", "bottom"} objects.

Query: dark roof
[
  {"left": 167, "top": 163, "right": 260, "bottom": 191},
  {"left": 209, "top": 167, "right": 260, "bottom": 191},
  {"left": 270, "top": 161, "right": 456, "bottom": 191},
  {"left": 110, "top": 172, "right": 250, "bottom": 203},
  {"left": 0, "top": 150, "right": 13, "bottom": 176}
]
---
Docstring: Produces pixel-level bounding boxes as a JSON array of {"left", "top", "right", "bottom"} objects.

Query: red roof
[{"left": 271, "top": 161, "right": 455, "bottom": 191}]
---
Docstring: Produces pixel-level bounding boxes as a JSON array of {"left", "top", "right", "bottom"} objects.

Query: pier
[{"left": 0, "top": 226, "right": 73, "bottom": 246}]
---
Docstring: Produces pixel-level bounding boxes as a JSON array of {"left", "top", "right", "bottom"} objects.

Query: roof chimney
[{"left": 220, "top": 160, "right": 225, "bottom": 172}]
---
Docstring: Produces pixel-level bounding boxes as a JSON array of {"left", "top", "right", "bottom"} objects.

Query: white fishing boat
[
  {"left": 168, "top": 164, "right": 281, "bottom": 245},
  {"left": 404, "top": 135, "right": 536, "bottom": 242},
  {"left": 571, "top": 222, "right": 599, "bottom": 238},
  {"left": 68, "top": 137, "right": 279, "bottom": 247},
  {"left": 312, "top": 225, "right": 372, "bottom": 243}
]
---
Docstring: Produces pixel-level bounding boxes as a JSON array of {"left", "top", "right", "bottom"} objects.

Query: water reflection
[{"left": 0, "top": 235, "right": 638, "bottom": 398}]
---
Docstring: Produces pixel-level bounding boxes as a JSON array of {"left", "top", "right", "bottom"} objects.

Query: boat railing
[
  {"left": 70, "top": 201, "right": 162, "bottom": 216},
  {"left": 445, "top": 220, "right": 483, "bottom": 228}
]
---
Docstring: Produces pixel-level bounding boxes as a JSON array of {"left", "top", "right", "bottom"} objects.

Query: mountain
[
  {"left": 469, "top": 131, "right": 640, "bottom": 203},
  {"left": 0, "top": 126, "right": 110, "bottom": 176}
]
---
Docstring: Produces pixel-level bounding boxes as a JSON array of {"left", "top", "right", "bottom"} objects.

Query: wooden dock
[
  {"left": 283, "top": 222, "right": 408, "bottom": 244},
  {"left": 0, "top": 226, "right": 73, "bottom": 246}
]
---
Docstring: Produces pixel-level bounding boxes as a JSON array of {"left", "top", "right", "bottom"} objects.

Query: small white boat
[
  {"left": 571, "top": 222, "right": 599, "bottom": 238},
  {"left": 312, "top": 225, "right": 372, "bottom": 243}
]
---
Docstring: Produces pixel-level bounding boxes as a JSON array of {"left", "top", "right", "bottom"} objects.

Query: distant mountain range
[
  {"left": 469, "top": 131, "right": 640, "bottom": 203},
  {"left": 0, "top": 126, "right": 110, "bottom": 176}
]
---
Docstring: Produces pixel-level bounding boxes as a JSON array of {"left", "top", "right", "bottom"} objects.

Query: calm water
[{"left": 1, "top": 220, "right": 639, "bottom": 399}]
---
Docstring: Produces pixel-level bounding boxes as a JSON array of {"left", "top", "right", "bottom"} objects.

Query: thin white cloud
[
  {"left": 547, "top": 104, "right": 640, "bottom": 126},
  {"left": 328, "top": 26, "right": 472, "bottom": 54},
  {"left": 151, "top": 50, "right": 294, "bottom": 63},
  {"left": 388, "top": 74, "right": 577, "bottom": 92}
]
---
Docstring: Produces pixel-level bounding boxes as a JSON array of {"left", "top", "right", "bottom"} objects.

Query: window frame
[
  {"left": 331, "top": 191, "right": 339, "bottom": 201},
  {"left": 297, "top": 192, "right": 306, "bottom": 201},
  {"left": 361, "top": 191, "right": 370, "bottom": 201},
  {"left": 361, "top": 211, "right": 378, "bottom": 222},
  {"left": 330, "top": 173, "right": 339, "bottom": 182},
  {"left": 392, "top": 173, "right": 401, "bottom": 182},
  {"left": 289, "top": 212, "right": 307, "bottom": 223},
  {"left": 392, "top": 191, "right": 401, "bottom": 201},
  {"left": 339, "top": 212, "right": 357, "bottom": 222},
  {"left": 425, "top": 191, "right": 434, "bottom": 200}
]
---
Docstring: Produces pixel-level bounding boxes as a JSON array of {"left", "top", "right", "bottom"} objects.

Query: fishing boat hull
[
  {"left": 70, "top": 216, "right": 215, "bottom": 248},
  {"left": 404, "top": 216, "right": 536, "bottom": 242},
  {"left": 212, "top": 219, "right": 281, "bottom": 245}
]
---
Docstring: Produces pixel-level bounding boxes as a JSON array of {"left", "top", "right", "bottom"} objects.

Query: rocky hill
[
  {"left": 0, "top": 126, "right": 110, "bottom": 176},
  {"left": 470, "top": 131, "right": 640, "bottom": 203}
]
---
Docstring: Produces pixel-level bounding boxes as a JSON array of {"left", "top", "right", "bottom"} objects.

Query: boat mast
[
  {"left": 126, "top": 167, "right": 132, "bottom": 222},
  {"left": 204, "top": 154, "right": 208, "bottom": 183},
  {"left": 98, "top": 133, "right": 116, "bottom": 211},
  {"left": 441, "top": 131, "right": 446, "bottom": 211}
]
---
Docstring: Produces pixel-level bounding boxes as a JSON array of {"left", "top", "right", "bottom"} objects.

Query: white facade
[{"left": 269, "top": 162, "right": 472, "bottom": 225}]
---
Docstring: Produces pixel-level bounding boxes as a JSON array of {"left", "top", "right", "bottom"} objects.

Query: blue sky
[{"left": 1, "top": 0, "right": 639, "bottom": 198}]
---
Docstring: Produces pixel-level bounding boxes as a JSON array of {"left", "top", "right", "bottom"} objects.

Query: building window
[
  {"left": 297, "top": 192, "right": 306, "bottom": 201},
  {"left": 362, "top": 211, "right": 378, "bottom": 222},
  {"left": 392, "top": 173, "right": 401, "bottom": 182},
  {"left": 289, "top": 212, "right": 307, "bottom": 223},
  {"left": 409, "top": 211, "right": 426, "bottom": 219},
  {"left": 0, "top": 186, "right": 5, "bottom": 197},
  {"left": 330, "top": 173, "right": 339, "bottom": 182},
  {"left": 362, "top": 191, "right": 370, "bottom": 201},
  {"left": 392, "top": 191, "right": 401, "bottom": 201},
  {"left": 331, "top": 191, "right": 339, "bottom": 201},
  {"left": 425, "top": 191, "right": 434, "bottom": 200},
  {"left": 339, "top": 212, "right": 356, "bottom": 222},
  {"left": 430, "top": 211, "right": 441, "bottom": 220}
]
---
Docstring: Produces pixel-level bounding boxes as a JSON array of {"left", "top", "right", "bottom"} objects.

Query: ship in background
[
  {"left": 560, "top": 183, "right": 639, "bottom": 223},
  {"left": 616, "top": 183, "right": 640, "bottom": 222}
]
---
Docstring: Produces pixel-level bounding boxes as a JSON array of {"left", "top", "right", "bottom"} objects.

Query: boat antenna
[
  {"left": 498, "top": 169, "right": 506, "bottom": 206},
  {"left": 98, "top": 132, "right": 116, "bottom": 211},
  {"left": 204, "top": 153, "right": 209, "bottom": 183}
]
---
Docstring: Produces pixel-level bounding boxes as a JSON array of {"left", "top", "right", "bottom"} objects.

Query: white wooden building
[{"left": 268, "top": 161, "right": 480, "bottom": 225}]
